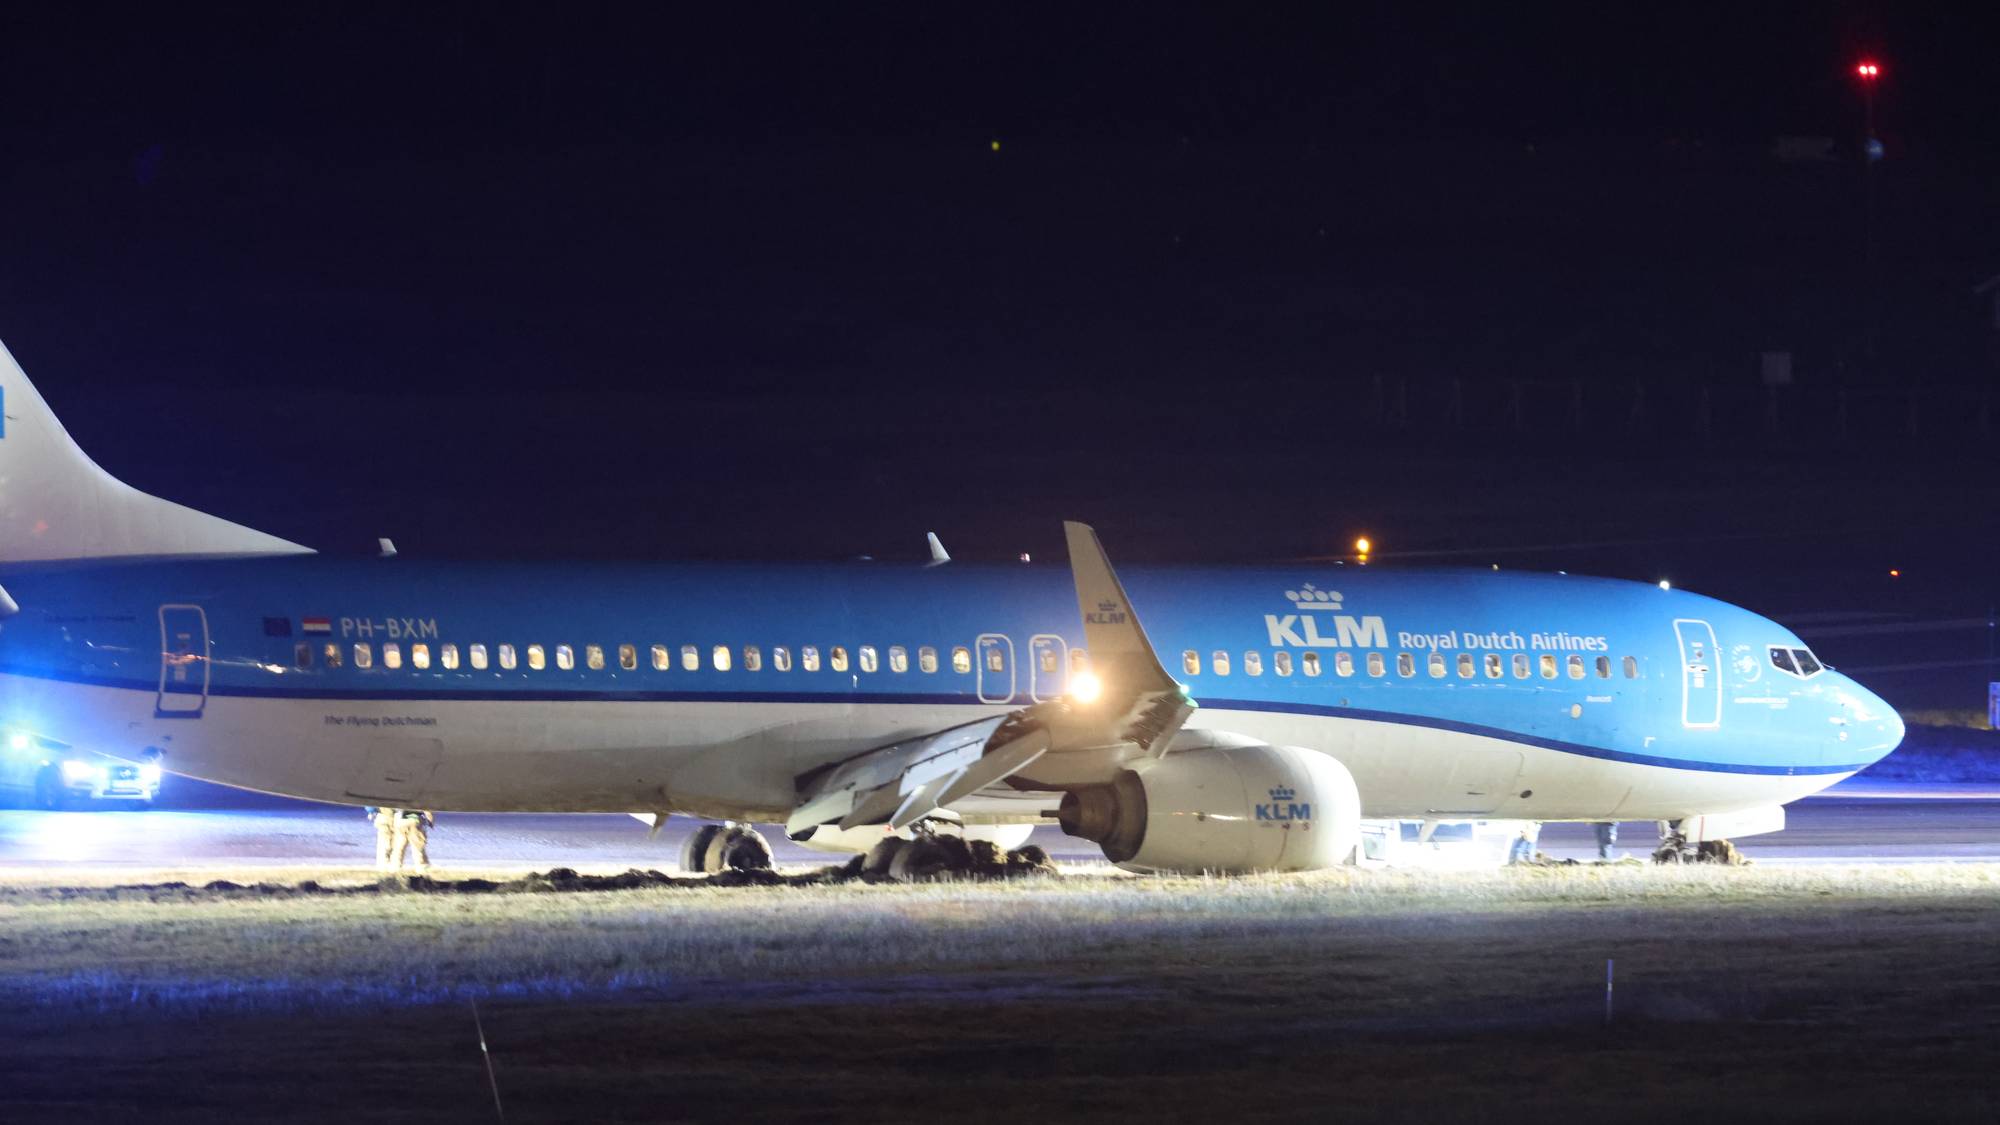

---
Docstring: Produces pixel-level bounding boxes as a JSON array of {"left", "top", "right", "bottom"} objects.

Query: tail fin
[{"left": 0, "top": 338, "right": 311, "bottom": 562}]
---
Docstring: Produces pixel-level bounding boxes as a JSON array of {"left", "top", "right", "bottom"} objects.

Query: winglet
[
  {"left": 926, "top": 532, "right": 950, "bottom": 565},
  {"left": 1062, "top": 522, "right": 1178, "bottom": 696}
]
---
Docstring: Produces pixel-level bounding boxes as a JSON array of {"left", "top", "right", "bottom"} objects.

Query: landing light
[
  {"left": 7, "top": 732, "right": 27, "bottom": 752},
  {"left": 1658, "top": 580, "right": 1671, "bottom": 591},
  {"left": 1069, "top": 671, "right": 1104, "bottom": 704}
]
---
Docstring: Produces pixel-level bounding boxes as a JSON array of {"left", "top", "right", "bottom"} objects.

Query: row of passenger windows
[
  {"left": 295, "top": 641, "right": 1034, "bottom": 676},
  {"left": 1180, "top": 649, "right": 1641, "bottom": 681}
]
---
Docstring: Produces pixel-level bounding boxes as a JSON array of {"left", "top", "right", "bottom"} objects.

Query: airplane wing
[{"left": 784, "top": 521, "right": 1194, "bottom": 838}]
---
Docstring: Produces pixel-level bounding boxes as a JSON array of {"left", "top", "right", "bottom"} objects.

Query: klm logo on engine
[
  {"left": 1264, "top": 583, "right": 1387, "bottom": 649},
  {"left": 1086, "top": 598, "right": 1128, "bottom": 626},
  {"left": 1255, "top": 784, "right": 1311, "bottom": 823}
]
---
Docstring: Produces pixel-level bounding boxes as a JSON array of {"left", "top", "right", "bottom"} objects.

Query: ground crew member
[
  {"left": 1594, "top": 821, "right": 1620, "bottom": 860},
  {"left": 1507, "top": 822, "right": 1542, "bottom": 865},
  {"left": 393, "top": 808, "right": 436, "bottom": 873},
  {"left": 367, "top": 806, "right": 400, "bottom": 871}
]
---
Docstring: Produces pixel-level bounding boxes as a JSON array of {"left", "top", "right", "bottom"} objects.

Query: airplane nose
[{"left": 1839, "top": 675, "right": 1904, "bottom": 762}]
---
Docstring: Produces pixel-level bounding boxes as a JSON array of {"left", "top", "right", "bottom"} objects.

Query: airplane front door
[
  {"left": 1673, "top": 618, "right": 1720, "bottom": 729},
  {"left": 157, "top": 604, "right": 210, "bottom": 717},
  {"left": 976, "top": 633, "right": 1015, "bottom": 704}
]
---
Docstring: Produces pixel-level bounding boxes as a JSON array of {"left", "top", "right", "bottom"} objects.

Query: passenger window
[
  {"left": 1595, "top": 655, "right": 1611, "bottom": 678},
  {"left": 1540, "top": 654, "right": 1558, "bottom": 679},
  {"left": 1212, "top": 651, "right": 1231, "bottom": 676},
  {"left": 1397, "top": 653, "right": 1415, "bottom": 677},
  {"left": 354, "top": 643, "right": 373, "bottom": 669},
  {"left": 1243, "top": 651, "right": 1263, "bottom": 676},
  {"left": 442, "top": 644, "right": 459, "bottom": 670},
  {"left": 1070, "top": 649, "right": 1089, "bottom": 674},
  {"left": 555, "top": 644, "right": 574, "bottom": 671},
  {"left": 859, "top": 646, "right": 878, "bottom": 673},
  {"left": 774, "top": 646, "right": 793, "bottom": 672},
  {"left": 1795, "top": 649, "right": 1823, "bottom": 676},
  {"left": 1513, "top": 653, "right": 1530, "bottom": 679},
  {"left": 619, "top": 644, "right": 637, "bottom": 671},
  {"left": 1183, "top": 650, "right": 1201, "bottom": 676},
  {"left": 294, "top": 643, "right": 313, "bottom": 670},
  {"left": 743, "top": 645, "right": 762, "bottom": 671},
  {"left": 1301, "top": 652, "right": 1320, "bottom": 676},
  {"left": 918, "top": 646, "right": 937, "bottom": 673},
  {"left": 1567, "top": 655, "right": 1585, "bottom": 680},
  {"left": 1457, "top": 653, "right": 1475, "bottom": 678},
  {"left": 1485, "top": 653, "right": 1503, "bottom": 678},
  {"left": 1427, "top": 652, "right": 1446, "bottom": 678},
  {"left": 831, "top": 646, "right": 850, "bottom": 672},
  {"left": 499, "top": 644, "right": 517, "bottom": 670},
  {"left": 803, "top": 645, "right": 822, "bottom": 672},
  {"left": 651, "top": 644, "right": 669, "bottom": 671},
  {"left": 411, "top": 643, "right": 430, "bottom": 670},
  {"left": 889, "top": 646, "right": 907, "bottom": 673},
  {"left": 1623, "top": 655, "right": 1638, "bottom": 678},
  {"left": 681, "top": 645, "right": 699, "bottom": 672},
  {"left": 1366, "top": 652, "right": 1384, "bottom": 677},
  {"left": 1273, "top": 652, "right": 1293, "bottom": 677},
  {"left": 712, "top": 645, "right": 732, "bottom": 672},
  {"left": 528, "top": 644, "right": 547, "bottom": 671},
  {"left": 468, "top": 643, "right": 487, "bottom": 670},
  {"left": 1334, "top": 651, "right": 1354, "bottom": 677},
  {"left": 585, "top": 645, "right": 604, "bottom": 671},
  {"left": 950, "top": 646, "right": 970, "bottom": 674},
  {"left": 324, "top": 642, "right": 343, "bottom": 669},
  {"left": 383, "top": 643, "right": 402, "bottom": 670}
]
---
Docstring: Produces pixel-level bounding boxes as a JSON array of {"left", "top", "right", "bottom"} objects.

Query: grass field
[{"left": 3, "top": 864, "right": 1998, "bottom": 1123}]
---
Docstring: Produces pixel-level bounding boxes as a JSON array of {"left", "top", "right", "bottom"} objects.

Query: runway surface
[{"left": 1, "top": 779, "right": 1995, "bottom": 871}]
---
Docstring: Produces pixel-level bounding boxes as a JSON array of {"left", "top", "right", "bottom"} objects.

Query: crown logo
[
  {"left": 1097, "top": 599, "right": 1119, "bottom": 613},
  {"left": 1268, "top": 785, "right": 1296, "bottom": 802},
  {"left": 1283, "top": 583, "right": 1343, "bottom": 610}
]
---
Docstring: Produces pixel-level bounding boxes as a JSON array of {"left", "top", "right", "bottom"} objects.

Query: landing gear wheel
[
  {"left": 888, "top": 835, "right": 973, "bottom": 882},
  {"left": 681, "top": 824, "right": 724, "bottom": 873},
  {"left": 702, "top": 825, "right": 774, "bottom": 873},
  {"left": 861, "top": 837, "right": 907, "bottom": 878}
]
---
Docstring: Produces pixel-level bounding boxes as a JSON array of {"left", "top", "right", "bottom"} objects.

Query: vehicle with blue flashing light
[{"left": 0, "top": 727, "right": 162, "bottom": 810}]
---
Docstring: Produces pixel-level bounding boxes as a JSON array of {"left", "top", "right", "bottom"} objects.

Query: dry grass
[{"left": 3, "top": 864, "right": 1998, "bottom": 1123}]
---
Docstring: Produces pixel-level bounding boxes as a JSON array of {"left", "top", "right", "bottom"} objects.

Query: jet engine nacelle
[{"left": 1057, "top": 743, "right": 1362, "bottom": 874}]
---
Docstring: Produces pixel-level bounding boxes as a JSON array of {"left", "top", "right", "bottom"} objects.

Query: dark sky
[{"left": 2, "top": 4, "right": 1997, "bottom": 703}]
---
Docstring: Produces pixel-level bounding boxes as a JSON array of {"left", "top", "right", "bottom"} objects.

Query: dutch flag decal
[{"left": 301, "top": 617, "right": 332, "bottom": 635}]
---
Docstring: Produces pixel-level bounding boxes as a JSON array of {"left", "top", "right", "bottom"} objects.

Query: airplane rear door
[
  {"left": 1673, "top": 618, "right": 1720, "bottom": 728},
  {"left": 157, "top": 604, "right": 210, "bottom": 717},
  {"left": 976, "top": 633, "right": 1015, "bottom": 704}
]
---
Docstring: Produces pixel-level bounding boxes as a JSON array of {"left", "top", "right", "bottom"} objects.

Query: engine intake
[{"left": 1058, "top": 744, "right": 1362, "bottom": 874}]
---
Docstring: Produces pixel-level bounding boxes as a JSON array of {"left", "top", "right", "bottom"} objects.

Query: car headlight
[
  {"left": 139, "top": 763, "right": 162, "bottom": 786},
  {"left": 60, "top": 759, "right": 103, "bottom": 784},
  {"left": 7, "top": 732, "right": 28, "bottom": 752}
]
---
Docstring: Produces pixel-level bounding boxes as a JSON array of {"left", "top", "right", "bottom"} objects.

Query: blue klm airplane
[{"left": 0, "top": 339, "right": 1902, "bottom": 875}]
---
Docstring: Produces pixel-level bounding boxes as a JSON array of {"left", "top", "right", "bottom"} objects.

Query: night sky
[{"left": 3, "top": 4, "right": 1996, "bottom": 705}]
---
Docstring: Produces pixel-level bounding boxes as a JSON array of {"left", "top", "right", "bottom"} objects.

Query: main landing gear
[
  {"left": 860, "top": 828, "right": 1051, "bottom": 883},
  {"left": 681, "top": 822, "right": 775, "bottom": 874}
]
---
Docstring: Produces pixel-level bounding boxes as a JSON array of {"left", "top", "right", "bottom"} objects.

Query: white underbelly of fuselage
[{"left": 0, "top": 674, "right": 1845, "bottom": 822}]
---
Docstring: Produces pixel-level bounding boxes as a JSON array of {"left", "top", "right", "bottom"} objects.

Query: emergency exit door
[
  {"left": 1673, "top": 618, "right": 1720, "bottom": 729},
  {"left": 1029, "top": 634, "right": 1068, "bottom": 701},
  {"left": 157, "top": 604, "right": 210, "bottom": 717},
  {"left": 975, "top": 633, "right": 1015, "bottom": 704}
]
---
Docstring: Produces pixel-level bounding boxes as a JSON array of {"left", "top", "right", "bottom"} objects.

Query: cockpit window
[{"left": 1769, "top": 646, "right": 1824, "bottom": 679}]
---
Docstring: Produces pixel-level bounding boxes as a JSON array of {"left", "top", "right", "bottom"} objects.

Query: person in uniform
[
  {"left": 393, "top": 808, "right": 436, "bottom": 873},
  {"left": 1593, "top": 821, "right": 1620, "bottom": 860},
  {"left": 368, "top": 806, "right": 400, "bottom": 872}
]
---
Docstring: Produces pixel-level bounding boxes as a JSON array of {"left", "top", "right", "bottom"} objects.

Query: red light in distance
[{"left": 1855, "top": 61, "right": 1881, "bottom": 80}]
